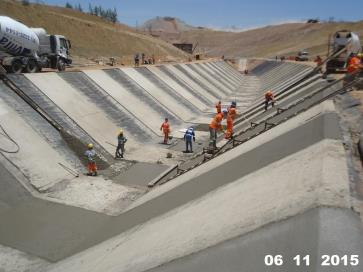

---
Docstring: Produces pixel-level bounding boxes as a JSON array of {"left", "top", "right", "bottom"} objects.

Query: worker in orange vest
[
  {"left": 347, "top": 53, "right": 362, "bottom": 74},
  {"left": 264, "top": 90, "right": 275, "bottom": 111},
  {"left": 215, "top": 101, "right": 222, "bottom": 113},
  {"left": 209, "top": 111, "right": 225, "bottom": 148},
  {"left": 160, "top": 118, "right": 171, "bottom": 144},
  {"left": 225, "top": 101, "right": 237, "bottom": 139}
]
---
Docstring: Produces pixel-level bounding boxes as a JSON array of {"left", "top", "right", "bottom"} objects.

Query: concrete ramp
[
  {"left": 147, "top": 66, "right": 210, "bottom": 112},
  {"left": 175, "top": 64, "right": 224, "bottom": 99},
  {"left": 185, "top": 63, "right": 233, "bottom": 95},
  {"left": 196, "top": 62, "right": 237, "bottom": 90},
  {"left": 0, "top": 82, "right": 78, "bottom": 190},
  {"left": 165, "top": 65, "right": 219, "bottom": 105},
  {"left": 59, "top": 72, "right": 154, "bottom": 143},
  {"left": 45, "top": 101, "right": 362, "bottom": 272},
  {"left": 25, "top": 73, "right": 125, "bottom": 155},
  {"left": 122, "top": 67, "right": 207, "bottom": 123},
  {"left": 158, "top": 65, "right": 214, "bottom": 107}
]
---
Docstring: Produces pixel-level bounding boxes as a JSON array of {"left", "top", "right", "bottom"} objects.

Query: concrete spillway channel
[{"left": 0, "top": 59, "right": 362, "bottom": 271}]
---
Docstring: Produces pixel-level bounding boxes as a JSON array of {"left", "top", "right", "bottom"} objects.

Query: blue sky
[{"left": 37, "top": 0, "right": 362, "bottom": 29}]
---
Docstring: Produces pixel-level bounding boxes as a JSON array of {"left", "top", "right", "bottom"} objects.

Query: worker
[
  {"left": 134, "top": 53, "right": 139, "bottom": 67},
  {"left": 209, "top": 111, "right": 225, "bottom": 148},
  {"left": 160, "top": 118, "right": 171, "bottom": 144},
  {"left": 347, "top": 53, "right": 362, "bottom": 74},
  {"left": 314, "top": 55, "right": 323, "bottom": 73},
  {"left": 85, "top": 143, "right": 97, "bottom": 176},
  {"left": 115, "top": 129, "right": 127, "bottom": 159},
  {"left": 264, "top": 90, "right": 275, "bottom": 111},
  {"left": 314, "top": 55, "right": 323, "bottom": 66},
  {"left": 215, "top": 100, "right": 222, "bottom": 113},
  {"left": 225, "top": 101, "right": 237, "bottom": 139},
  {"left": 183, "top": 127, "right": 195, "bottom": 153}
]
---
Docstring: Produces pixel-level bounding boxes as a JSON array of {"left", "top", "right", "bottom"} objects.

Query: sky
[{"left": 37, "top": 0, "right": 363, "bottom": 30}]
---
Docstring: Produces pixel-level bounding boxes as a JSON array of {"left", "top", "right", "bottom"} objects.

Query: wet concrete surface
[
  {"left": 146, "top": 208, "right": 363, "bottom": 272},
  {"left": 114, "top": 162, "right": 169, "bottom": 187},
  {"left": 0, "top": 111, "right": 339, "bottom": 262}
]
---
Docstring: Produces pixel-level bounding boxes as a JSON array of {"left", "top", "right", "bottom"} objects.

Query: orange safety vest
[
  {"left": 347, "top": 56, "right": 361, "bottom": 74},
  {"left": 216, "top": 102, "right": 222, "bottom": 113},
  {"left": 227, "top": 107, "right": 237, "bottom": 122},
  {"left": 161, "top": 122, "right": 170, "bottom": 133},
  {"left": 210, "top": 113, "right": 223, "bottom": 130}
]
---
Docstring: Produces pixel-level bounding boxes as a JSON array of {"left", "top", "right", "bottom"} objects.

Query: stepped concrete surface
[
  {"left": 46, "top": 101, "right": 362, "bottom": 272},
  {"left": 0, "top": 59, "right": 361, "bottom": 272}
]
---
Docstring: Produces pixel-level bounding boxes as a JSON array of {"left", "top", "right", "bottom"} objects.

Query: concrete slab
[
  {"left": 207, "top": 62, "right": 242, "bottom": 84},
  {"left": 177, "top": 64, "right": 225, "bottom": 98},
  {"left": 114, "top": 162, "right": 169, "bottom": 187},
  {"left": 59, "top": 72, "right": 155, "bottom": 143},
  {"left": 158, "top": 65, "right": 214, "bottom": 107},
  {"left": 197, "top": 62, "right": 237, "bottom": 90},
  {"left": 163, "top": 65, "right": 217, "bottom": 106},
  {"left": 84, "top": 69, "right": 181, "bottom": 136},
  {"left": 147, "top": 208, "right": 363, "bottom": 272},
  {"left": 46, "top": 137, "right": 353, "bottom": 272},
  {"left": 0, "top": 244, "right": 49, "bottom": 272},
  {"left": 147, "top": 66, "right": 210, "bottom": 111},
  {"left": 0, "top": 96, "right": 76, "bottom": 190},
  {"left": 121, "top": 67, "right": 204, "bottom": 123},
  {"left": 185, "top": 63, "right": 233, "bottom": 94},
  {"left": 25, "top": 73, "right": 121, "bottom": 156}
]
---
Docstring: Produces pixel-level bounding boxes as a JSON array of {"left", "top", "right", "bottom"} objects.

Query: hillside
[
  {"left": 178, "top": 21, "right": 363, "bottom": 58},
  {"left": 0, "top": 0, "right": 189, "bottom": 65},
  {"left": 139, "top": 17, "right": 363, "bottom": 59}
]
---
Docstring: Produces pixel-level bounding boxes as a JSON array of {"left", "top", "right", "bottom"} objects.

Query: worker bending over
[
  {"left": 209, "top": 110, "right": 226, "bottom": 148},
  {"left": 115, "top": 129, "right": 127, "bottom": 158},
  {"left": 184, "top": 127, "right": 195, "bottom": 153},
  {"left": 215, "top": 100, "right": 222, "bottom": 113},
  {"left": 225, "top": 101, "right": 237, "bottom": 139},
  {"left": 85, "top": 143, "right": 97, "bottom": 176},
  {"left": 264, "top": 90, "right": 275, "bottom": 111},
  {"left": 160, "top": 118, "right": 171, "bottom": 144}
]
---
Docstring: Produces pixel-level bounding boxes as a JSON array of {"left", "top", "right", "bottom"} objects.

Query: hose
[{"left": 0, "top": 123, "right": 20, "bottom": 153}]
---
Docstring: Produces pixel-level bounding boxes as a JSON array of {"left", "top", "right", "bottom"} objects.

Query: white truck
[
  {"left": 326, "top": 30, "right": 361, "bottom": 73},
  {"left": 0, "top": 16, "right": 71, "bottom": 73}
]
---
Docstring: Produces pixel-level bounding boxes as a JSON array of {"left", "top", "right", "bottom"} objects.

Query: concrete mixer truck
[
  {"left": 0, "top": 16, "right": 71, "bottom": 73},
  {"left": 326, "top": 30, "right": 361, "bottom": 73}
]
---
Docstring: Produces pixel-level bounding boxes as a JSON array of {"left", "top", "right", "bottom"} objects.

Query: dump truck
[
  {"left": 326, "top": 30, "right": 361, "bottom": 73},
  {"left": 0, "top": 16, "right": 71, "bottom": 73}
]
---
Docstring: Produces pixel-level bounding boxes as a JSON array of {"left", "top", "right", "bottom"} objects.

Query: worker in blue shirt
[{"left": 184, "top": 127, "right": 195, "bottom": 153}]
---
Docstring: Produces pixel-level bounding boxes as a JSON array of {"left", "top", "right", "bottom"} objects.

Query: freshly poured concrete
[
  {"left": 26, "top": 73, "right": 122, "bottom": 155},
  {"left": 47, "top": 137, "right": 356, "bottom": 272},
  {"left": 147, "top": 208, "right": 363, "bottom": 272},
  {"left": 0, "top": 96, "right": 76, "bottom": 190}
]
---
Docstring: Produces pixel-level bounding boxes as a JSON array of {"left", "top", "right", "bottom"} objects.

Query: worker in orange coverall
[
  {"left": 225, "top": 101, "right": 237, "bottom": 139},
  {"left": 160, "top": 118, "right": 171, "bottom": 144}
]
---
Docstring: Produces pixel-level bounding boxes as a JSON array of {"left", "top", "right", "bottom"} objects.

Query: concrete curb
[{"left": 148, "top": 164, "right": 178, "bottom": 187}]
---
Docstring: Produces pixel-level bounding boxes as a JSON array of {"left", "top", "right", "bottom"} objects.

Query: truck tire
[
  {"left": 25, "top": 59, "right": 39, "bottom": 73},
  {"left": 10, "top": 59, "right": 23, "bottom": 74},
  {"left": 57, "top": 59, "right": 66, "bottom": 72}
]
